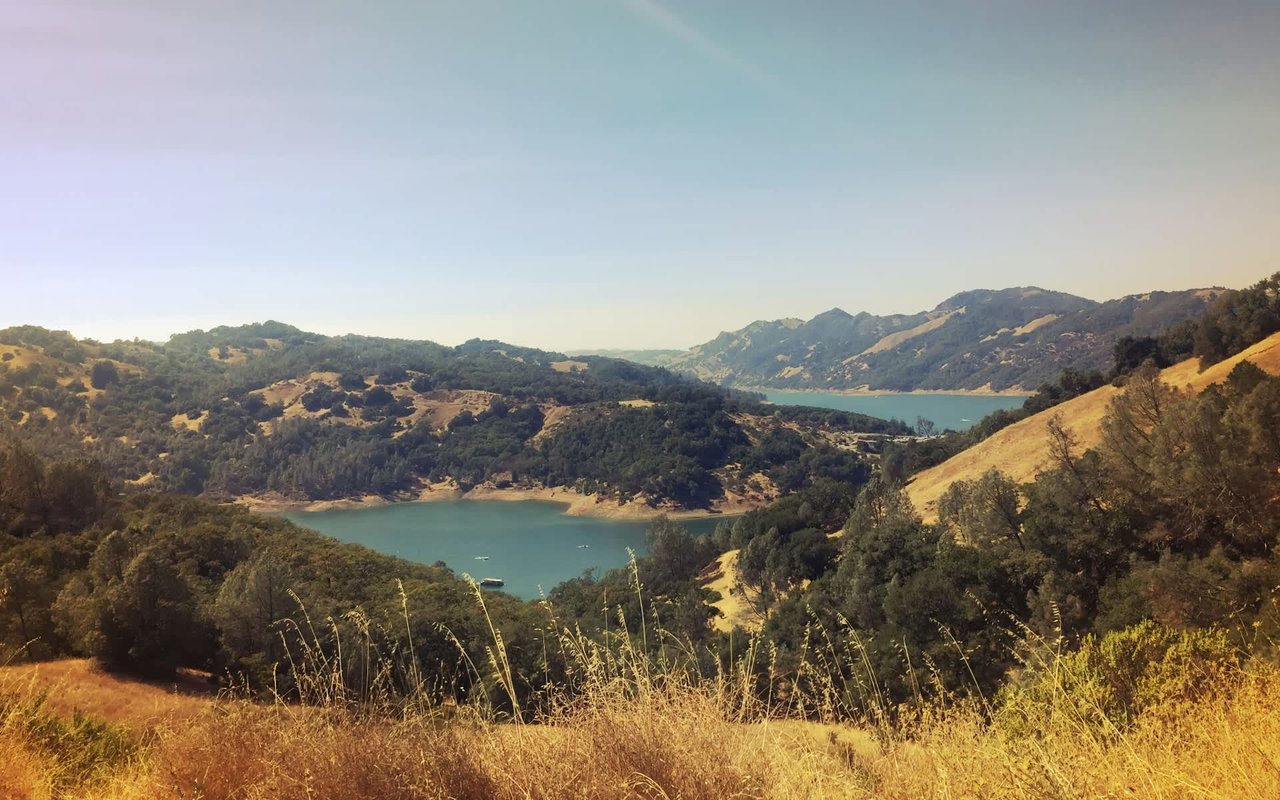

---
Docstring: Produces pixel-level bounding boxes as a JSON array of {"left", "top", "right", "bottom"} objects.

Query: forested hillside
[
  {"left": 706, "top": 280, "right": 1280, "bottom": 712},
  {"left": 669, "top": 285, "right": 1218, "bottom": 391},
  {"left": 0, "top": 442, "right": 542, "bottom": 694},
  {"left": 2, "top": 276, "right": 1280, "bottom": 800},
  {"left": 0, "top": 323, "right": 907, "bottom": 511}
]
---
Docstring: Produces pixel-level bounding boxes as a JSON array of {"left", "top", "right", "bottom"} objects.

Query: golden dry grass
[
  {"left": 1010, "top": 312, "right": 1060, "bottom": 336},
  {"left": 3, "top": 664, "right": 1276, "bottom": 800},
  {"left": 856, "top": 307, "right": 964, "bottom": 357},
  {"left": 411, "top": 389, "right": 501, "bottom": 431},
  {"left": 907, "top": 330, "right": 1280, "bottom": 520},
  {"left": 0, "top": 733, "right": 53, "bottom": 800},
  {"left": 206, "top": 345, "right": 250, "bottom": 364},
  {"left": 168, "top": 411, "right": 207, "bottom": 433},
  {"left": 531, "top": 402, "right": 574, "bottom": 444},
  {"left": 0, "top": 659, "right": 216, "bottom": 730},
  {"left": 4, "top": 580, "right": 1277, "bottom": 800},
  {"left": 250, "top": 375, "right": 502, "bottom": 437},
  {"left": 702, "top": 550, "right": 765, "bottom": 634}
]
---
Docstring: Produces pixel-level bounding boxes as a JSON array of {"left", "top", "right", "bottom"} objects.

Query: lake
[
  {"left": 282, "top": 500, "right": 729, "bottom": 600},
  {"left": 763, "top": 390, "right": 1027, "bottom": 432}
]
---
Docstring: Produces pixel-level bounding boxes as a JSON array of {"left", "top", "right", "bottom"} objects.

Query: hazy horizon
[
  {"left": 0, "top": 278, "right": 1242, "bottom": 354},
  {"left": 4, "top": 1, "right": 1278, "bottom": 349}
]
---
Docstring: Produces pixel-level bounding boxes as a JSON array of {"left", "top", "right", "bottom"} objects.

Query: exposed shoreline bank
[
  {"left": 746, "top": 385, "right": 1031, "bottom": 398},
  {"left": 235, "top": 482, "right": 757, "bottom": 521}
]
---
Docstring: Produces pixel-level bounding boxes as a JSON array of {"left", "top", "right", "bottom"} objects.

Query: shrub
[
  {"left": 997, "top": 621, "right": 1241, "bottom": 736},
  {"left": 89, "top": 361, "right": 119, "bottom": 390}
]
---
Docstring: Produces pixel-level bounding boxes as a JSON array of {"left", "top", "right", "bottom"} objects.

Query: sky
[{"left": 2, "top": 1, "right": 1279, "bottom": 350}]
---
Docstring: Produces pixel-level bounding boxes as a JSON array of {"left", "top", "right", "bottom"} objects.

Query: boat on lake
[{"left": 479, "top": 577, "right": 505, "bottom": 588}]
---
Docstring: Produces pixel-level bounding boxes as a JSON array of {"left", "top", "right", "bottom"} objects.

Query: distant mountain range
[{"left": 664, "top": 287, "right": 1222, "bottom": 392}]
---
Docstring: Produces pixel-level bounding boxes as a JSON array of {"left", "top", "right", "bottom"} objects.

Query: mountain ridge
[{"left": 667, "top": 286, "right": 1221, "bottom": 392}]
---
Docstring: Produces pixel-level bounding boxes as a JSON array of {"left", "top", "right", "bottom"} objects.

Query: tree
[
  {"left": 72, "top": 546, "right": 204, "bottom": 678},
  {"left": 213, "top": 552, "right": 295, "bottom": 676},
  {"left": 90, "top": 360, "right": 120, "bottom": 390},
  {"left": 338, "top": 372, "right": 369, "bottom": 390},
  {"left": 0, "top": 556, "right": 56, "bottom": 657},
  {"left": 937, "top": 468, "right": 1024, "bottom": 549},
  {"left": 1100, "top": 363, "right": 1182, "bottom": 500},
  {"left": 644, "top": 517, "right": 716, "bottom": 596},
  {"left": 1112, "top": 336, "right": 1163, "bottom": 375},
  {"left": 0, "top": 442, "right": 46, "bottom": 536}
]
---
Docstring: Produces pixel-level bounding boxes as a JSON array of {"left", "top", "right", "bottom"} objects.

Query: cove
[
  {"left": 282, "top": 500, "right": 728, "bottom": 600},
  {"left": 763, "top": 390, "right": 1028, "bottom": 432}
]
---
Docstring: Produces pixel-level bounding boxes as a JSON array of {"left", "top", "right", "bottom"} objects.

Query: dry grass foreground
[
  {"left": 0, "top": 660, "right": 214, "bottom": 730},
  {"left": 1, "top": 658, "right": 1278, "bottom": 799},
  {"left": 907, "top": 330, "right": 1280, "bottom": 519}
]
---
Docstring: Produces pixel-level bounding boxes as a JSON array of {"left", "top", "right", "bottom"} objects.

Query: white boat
[
  {"left": 474, "top": 556, "right": 490, "bottom": 560},
  {"left": 479, "top": 577, "right": 505, "bottom": 588}
]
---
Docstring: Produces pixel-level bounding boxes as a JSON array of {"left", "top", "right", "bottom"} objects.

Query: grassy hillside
[
  {"left": 5, "top": 279, "right": 1280, "bottom": 799},
  {"left": 669, "top": 286, "right": 1218, "bottom": 391},
  {"left": 906, "top": 329, "right": 1280, "bottom": 519},
  {"left": 2, "top": 626, "right": 1277, "bottom": 799},
  {"left": 0, "top": 322, "right": 907, "bottom": 512}
]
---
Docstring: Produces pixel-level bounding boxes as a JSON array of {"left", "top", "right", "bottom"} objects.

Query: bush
[
  {"left": 338, "top": 372, "right": 368, "bottom": 390},
  {"left": 997, "top": 622, "right": 1241, "bottom": 736},
  {"left": 0, "top": 690, "right": 138, "bottom": 793},
  {"left": 89, "top": 361, "right": 119, "bottom": 390}
]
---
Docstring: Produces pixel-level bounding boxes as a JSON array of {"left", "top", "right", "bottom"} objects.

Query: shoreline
[
  {"left": 744, "top": 385, "right": 1030, "bottom": 398},
  {"left": 236, "top": 482, "right": 758, "bottom": 522}
]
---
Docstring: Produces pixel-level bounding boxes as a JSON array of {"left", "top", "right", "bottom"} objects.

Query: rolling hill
[
  {"left": 0, "top": 322, "right": 908, "bottom": 514},
  {"left": 668, "top": 286, "right": 1220, "bottom": 392}
]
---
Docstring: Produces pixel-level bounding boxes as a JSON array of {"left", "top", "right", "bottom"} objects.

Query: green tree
[
  {"left": 79, "top": 547, "right": 203, "bottom": 677},
  {"left": 0, "top": 556, "right": 56, "bottom": 657},
  {"left": 90, "top": 360, "right": 120, "bottom": 390},
  {"left": 213, "top": 552, "right": 295, "bottom": 678},
  {"left": 937, "top": 468, "right": 1024, "bottom": 549}
]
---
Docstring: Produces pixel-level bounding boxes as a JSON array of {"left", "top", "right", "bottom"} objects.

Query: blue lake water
[
  {"left": 282, "top": 500, "right": 729, "bottom": 600},
  {"left": 763, "top": 391, "right": 1028, "bottom": 432}
]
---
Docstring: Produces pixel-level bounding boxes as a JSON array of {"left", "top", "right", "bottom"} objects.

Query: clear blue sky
[{"left": 2, "top": 1, "right": 1278, "bottom": 349}]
